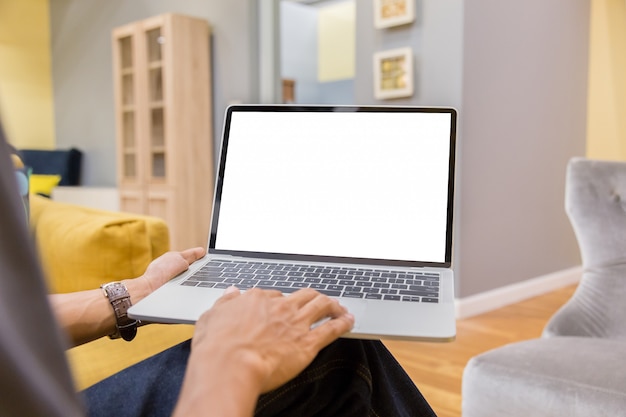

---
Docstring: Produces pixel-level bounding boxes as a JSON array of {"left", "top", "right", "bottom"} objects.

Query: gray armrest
[
  {"left": 543, "top": 158, "right": 626, "bottom": 339},
  {"left": 462, "top": 338, "right": 626, "bottom": 417}
]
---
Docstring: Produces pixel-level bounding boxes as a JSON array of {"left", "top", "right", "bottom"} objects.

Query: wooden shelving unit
[{"left": 112, "top": 13, "right": 214, "bottom": 250}]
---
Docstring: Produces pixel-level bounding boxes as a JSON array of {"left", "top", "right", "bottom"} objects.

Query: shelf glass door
[
  {"left": 119, "top": 36, "right": 133, "bottom": 69},
  {"left": 146, "top": 28, "right": 163, "bottom": 62},
  {"left": 119, "top": 36, "right": 134, "bottom": 106},
  {"left": 119, "top": 35, "right": 137, "bottom": 180},
  {"left": 150, "top": 107, "right": 165, "bottom": 178},
  {"left": 146, "top": 27, "right": 166, "bottom": 180},
  {"left": 122, "top": 110, "right": 137, "bottom": 179}
]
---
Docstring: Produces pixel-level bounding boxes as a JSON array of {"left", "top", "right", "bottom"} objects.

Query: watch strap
[{"left": 101, "top": 282, "right": 138, "bottom": 341}]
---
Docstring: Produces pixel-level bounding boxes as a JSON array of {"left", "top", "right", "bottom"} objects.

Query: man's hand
[
  {"left": 174, "top": 287, "right": 354, "bottom": 416},
  {"left": 49, "top": 247, "right": 206, "bottom": 347},
  {"left": 130, "top": 247, "right": 206, "bottom": 303},
  {"left": 195, "top": 287, "right": 354, "bottom": 392}
]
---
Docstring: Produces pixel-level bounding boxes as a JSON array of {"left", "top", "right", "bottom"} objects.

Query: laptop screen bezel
[{"left": 208, "top": 104, "right": 457, "bottom": 269}]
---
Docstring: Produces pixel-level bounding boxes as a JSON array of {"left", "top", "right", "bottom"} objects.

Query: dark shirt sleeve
[{"left": 0, "top": 124, "right": 85, "bottom": 416}]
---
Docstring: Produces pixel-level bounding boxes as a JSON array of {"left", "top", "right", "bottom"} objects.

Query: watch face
[{"left": 102, "top": 282, "right": 125, "bottom": 298}]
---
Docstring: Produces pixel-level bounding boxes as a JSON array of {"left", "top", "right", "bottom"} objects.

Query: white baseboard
[{"left": 455, "top": 266, "right": 582, "bottom": 319}]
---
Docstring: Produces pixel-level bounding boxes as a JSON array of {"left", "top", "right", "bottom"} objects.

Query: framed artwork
[
  {"left": 373, "top": 0, "right": 415, "bottom": 29},
  {"left": 373, "top": 47, "right": 414, "bottom": 100}
]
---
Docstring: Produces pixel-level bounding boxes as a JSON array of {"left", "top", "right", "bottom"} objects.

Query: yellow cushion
[
  {"left": 29, "top": 174, "right": 62, "bottom": 196},
  {"left": 30, "top": 195, "right": 155, "bottom": 293}
]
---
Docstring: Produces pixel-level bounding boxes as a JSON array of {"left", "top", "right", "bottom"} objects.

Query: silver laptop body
[{"left": 129, "top": 105, "right": 457, "bottom": 342}]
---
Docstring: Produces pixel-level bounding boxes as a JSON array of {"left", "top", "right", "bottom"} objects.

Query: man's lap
[{"left": 82, "top": 338, "right": 435, "bottom": 417}]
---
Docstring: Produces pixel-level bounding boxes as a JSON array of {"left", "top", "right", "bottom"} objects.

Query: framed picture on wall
[
  {"left": 373, "top": 47, "right": 414, "bottom": 100},
  {"left": 373, "top": 0, "right": 415, "bottom": 29}
]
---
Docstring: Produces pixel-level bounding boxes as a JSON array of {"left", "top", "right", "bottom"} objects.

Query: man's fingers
[
  {"left": 223, "top": 286, "right": 240, "bottom": 296},
  {"left": 287, "top": 289, "right": 349, "bottom": 323},
  {"left": 215, "top": 287, "right": 283, "bottom": 307},
  {"left": 286, "top": 288, "right": 325, "bottom": 308},
  {"left": 213, "top": 286, "right": 241, "bottom": 306},
  {"left": 296, "top": 293, "right": 347, "bottom": 324},
  {"left": 291, "top": 290, "right": 355, "bottom": 348},
  {"left": 180, "top": 247, "right": 206, "bottom": 265},
  {"left": 308, "top": 313, "right": 355, "bottom": 349}
]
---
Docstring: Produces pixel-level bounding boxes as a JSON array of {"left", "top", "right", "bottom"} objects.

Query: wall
[
  {"left": 318, "top": 1, "right": 355, "bottom": 82},
  {"left": 457, "top": 0, "right": 589, "bottom": 296},
  {"left": 586, "top": 0, "right": 626, "bottom": 160},
  {"left": 49, "top": 0, "right": 589, "bottom": 298},
  {"left": 0, "top": 0, "right": 55, "bottom": 149},
  {"left": 354, "top": 0, "right": 464, "bottom": 107},
  {"left": 268, "top": 0, "right": 587, "bottom": 298},
  {"left": 49, "top": 0, "right": 258, "bottom": 186},
  {"left": 356, "top": 0, "right": 587, "bottom": 297}
]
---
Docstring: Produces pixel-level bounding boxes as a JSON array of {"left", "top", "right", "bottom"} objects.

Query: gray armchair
[{"left": 462, "top": 158, "right": 626, "bottom": 417}]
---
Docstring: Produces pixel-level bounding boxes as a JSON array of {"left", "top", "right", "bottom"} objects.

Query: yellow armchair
[{"left": 29, "top": 195, "right": 194, "bottom": 390}]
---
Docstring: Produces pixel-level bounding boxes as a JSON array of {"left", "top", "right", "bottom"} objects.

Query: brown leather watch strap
[{"left": 101, "top": 281, "right": 138, "bottom": 342}]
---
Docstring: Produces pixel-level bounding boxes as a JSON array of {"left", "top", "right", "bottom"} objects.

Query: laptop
[{"left": 129, "top": 104, "right": 457, "bottom": 342}]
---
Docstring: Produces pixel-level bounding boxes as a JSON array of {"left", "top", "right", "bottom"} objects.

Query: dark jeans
[{"left": 82, "top": 339, "right": 436, "bottom": 417}]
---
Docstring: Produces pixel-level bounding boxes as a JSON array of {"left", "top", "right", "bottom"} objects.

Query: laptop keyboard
[{"left": 180, "top": 259, "right": 440, "bottom": 303}]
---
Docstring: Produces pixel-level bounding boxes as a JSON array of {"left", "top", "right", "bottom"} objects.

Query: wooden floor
[{"left": 384, "top": 284, "right": 578, "bottom": 417}]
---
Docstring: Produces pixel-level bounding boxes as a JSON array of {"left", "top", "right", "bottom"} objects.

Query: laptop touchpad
[{"left": 338, "top": 299, "right": 367, "bottom": 331}]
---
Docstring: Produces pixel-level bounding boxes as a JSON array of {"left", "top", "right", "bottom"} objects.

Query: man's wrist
[
  {"left": 122, "top": 277, "right": 151, "bottom": 305},
  {"left": 177, "top": 346, "right": 264, "bottom": 416},
  {"left": 197, "top": 342, "right": 267, "bottom": 390},
  {"left": 100, "top": 281, "right": 138, "bottom": 341}
]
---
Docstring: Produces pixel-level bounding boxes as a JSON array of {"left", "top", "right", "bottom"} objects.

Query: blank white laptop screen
[{"left": 212, "top": 107, "right": 454, "bottom": 266}]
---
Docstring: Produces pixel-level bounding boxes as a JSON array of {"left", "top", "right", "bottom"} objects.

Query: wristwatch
[{"left": 100, "top": 281, "right": 138, "bottom": 341}]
